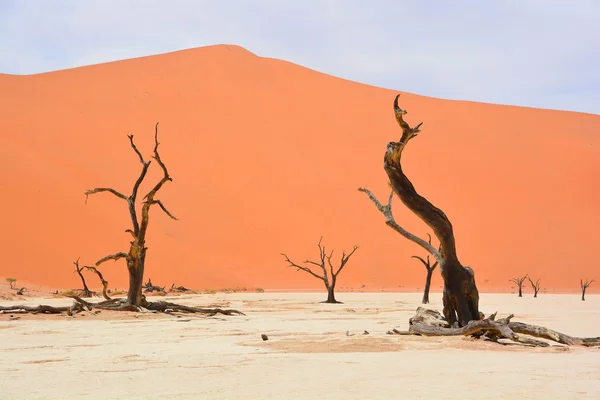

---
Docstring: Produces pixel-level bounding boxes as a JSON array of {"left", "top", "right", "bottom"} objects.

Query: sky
[{"left": 1, "top": 1, "right": 599, "bottom": 115}]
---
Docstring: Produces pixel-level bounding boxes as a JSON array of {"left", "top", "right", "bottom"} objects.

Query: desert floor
[{"left": 1, "top": 292, "right": 599, "bottom": 400}]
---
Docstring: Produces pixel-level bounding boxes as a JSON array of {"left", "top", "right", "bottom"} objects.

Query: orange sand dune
[{"left": 1, "top": 44, "right": 599, "bottom": 294}]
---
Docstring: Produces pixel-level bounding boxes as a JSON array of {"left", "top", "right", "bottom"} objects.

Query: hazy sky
[{"left": 1, "top": 1, "right": 598, "bottom": 114}]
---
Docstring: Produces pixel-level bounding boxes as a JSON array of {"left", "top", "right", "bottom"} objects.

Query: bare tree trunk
[
  {"left": 580, "top": 278, "right": 594, "bottom": 301},
  {"left": 127, "top": 251, "right": 146, "bottom": 306},
  {"left": 423, "top": 268, "right": 433, "bottom": 304},
  {"left": 325, "top": 286, "right": 337, "bottom": 304},
  {"left": 518, "top": 286, "right": 523, "bottom": 297},
  {"left": 384, "top": 94, "right": 480, "bottom": 327}
]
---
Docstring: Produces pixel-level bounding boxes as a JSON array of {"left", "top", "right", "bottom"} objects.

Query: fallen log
[{"left": 393, "top": 307, "right": 599, "bottom": 348}]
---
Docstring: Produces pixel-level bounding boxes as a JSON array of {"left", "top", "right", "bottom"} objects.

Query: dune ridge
[{"left": 1, "top": 44, "right": 598, "bottom": 294}]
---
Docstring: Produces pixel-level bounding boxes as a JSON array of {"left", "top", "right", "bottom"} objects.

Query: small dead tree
[
  {"left": 73, "top": 258, "right": 94, "bottom": 297},
  {"left": 413, "top": 254, "right": 437, "bottom": 304},
  {"left": 581, "top": 278, "right": 594, "bottom": 301},
  {"left": 509, "top": 275, "right": 528, "bottom": 297},
  {"left": 282, "top": 237, "right": 359, "bottom": 304},
  {"left": 527, "top": 276, "right": 541, "bottom": 298},
  {"left": 358, "top": 187, "right": 443, "bottom": 306},
  {"left": 412, "top": 234, "right": 439, "bottom": 304}
]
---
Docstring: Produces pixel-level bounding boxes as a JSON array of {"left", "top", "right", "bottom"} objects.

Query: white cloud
[{"left": 0, "top": 0, "right": 598, "bottom": 114}]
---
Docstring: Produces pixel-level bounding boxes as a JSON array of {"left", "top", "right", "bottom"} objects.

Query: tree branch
[
  {"left": 334, "top": 246, "right": 359, "bottom": 276},
  {"left": 358, "top": 187, "right": 442, "bottom": 264},
  {"left": 95, "top": 252, "right": 128, "bottom": 266},
  {"left": 126, "top": 134, "right": 152, "bottom": 236},
  {"left": 146, "top": 199, "right": 178, "bottom": 220},
  {"left": 84, "top": 266, "right": 111, "bottom": 300},
  {"left": 84, "top": 188, "right": 128, "bottom": 204},
  {"left": 281, "top": 254, "right": 325, "bottom": 282},
  {"left": 143, "top": 122, "right": 173, "bottom": 202}
]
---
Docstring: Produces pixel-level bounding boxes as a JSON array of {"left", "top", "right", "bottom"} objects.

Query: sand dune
[{"left": 1, "top": 44, "right": 599, "bottom": 293}]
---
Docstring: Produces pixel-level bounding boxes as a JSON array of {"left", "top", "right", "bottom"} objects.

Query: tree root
[{"left": 389, "top": 307, "right": 600, "bottom": 347}]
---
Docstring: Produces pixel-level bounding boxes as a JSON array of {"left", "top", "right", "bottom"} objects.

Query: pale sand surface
[{"left": 1, "top": 293, "right": 599, "bottom": 399}]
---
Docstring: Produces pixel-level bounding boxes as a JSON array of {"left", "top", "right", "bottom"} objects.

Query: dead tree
[
  {"left": 527, "top": 276, "right": 541, "bottom": 298},
  {"left": 84, "top": 123, "right": 178, "bottom": 307},
  {"left": 412, "top": 235, "right": 439, "bottom": 304},
  {"left": 73, "top": 258, "right": 94, "bottom": 297},
  {"left": 509, "top": 275, "right": 528, "bottom": 297},
  {"left": 369, "top": 94, "right": 599, "bottom": 346},
  {"left": 581, "top": 278, "right": 594, "bottom": 301},
  {"left": 282, "top": 237, "right": 359, "bottom": 303},
  {"left": 1, "top": 123, "right": 244, "bottom": 317},
  {"left": 374, "top": 94, "right": 479, "bottom": 327}
]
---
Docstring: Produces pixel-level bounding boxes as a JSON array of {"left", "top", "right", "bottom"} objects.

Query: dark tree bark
[
  {"left": 510, "top": 275, "right": 528, "bottom": 297},
  {"left": 282, "top": 237, "right": 359, "bottom": 304},
  {"left": 381, "top": 94, "right": 480, "bottom": 327},
  {"left": 581, "top": 278, "right": 594, "bottom": 301},
  {"left": 73, "top": 258, "right": 94, "bottom": 297},
  {"left": 84, "top": 123, "right": 177, "bottom": 307},
  {"left": 527, "top": 276, "right": 541, "bottom": 298}
]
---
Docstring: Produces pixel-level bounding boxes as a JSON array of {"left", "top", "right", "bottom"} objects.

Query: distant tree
[
  {"left": 527, "top": 276, "right": 541, "bottom": 298},
  {"left": 282, "top": 237, "right": 359, "bottom": 304},
  {"left": 5, "top": 278, "right": 16, "bottom": 290},
  {"left": 73, "top": 258, "right": 94, "bottom": 298},
  {"left": 509, "top": 275, "right": 528, "bottom": 297},
  {"left": 411, "top": 234, "right": 439, "bottom": 304},
  {"left": 580, "top": 278, "right": 594, "bottom": 301}
]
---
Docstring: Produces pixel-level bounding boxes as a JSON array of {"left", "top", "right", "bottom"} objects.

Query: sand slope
[{"left": 0, "top": 44, "right": 599, "bottom": 292}]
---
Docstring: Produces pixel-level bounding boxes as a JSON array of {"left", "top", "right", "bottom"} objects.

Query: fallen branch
[
  {"left": 143, "top": 278, "right": 166, "bottom": 294},
  {"left": 392, "top": 307, "right": 599, "bottom": 348},
  {"left": 145, "top": 301, "right": 245, "bottom": 316},
  {"left": 169, "top": 283, "right": 191, "bottom": 293},
  {"left": 0, "top": 302, "right": 84, "bottom": 315}
]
